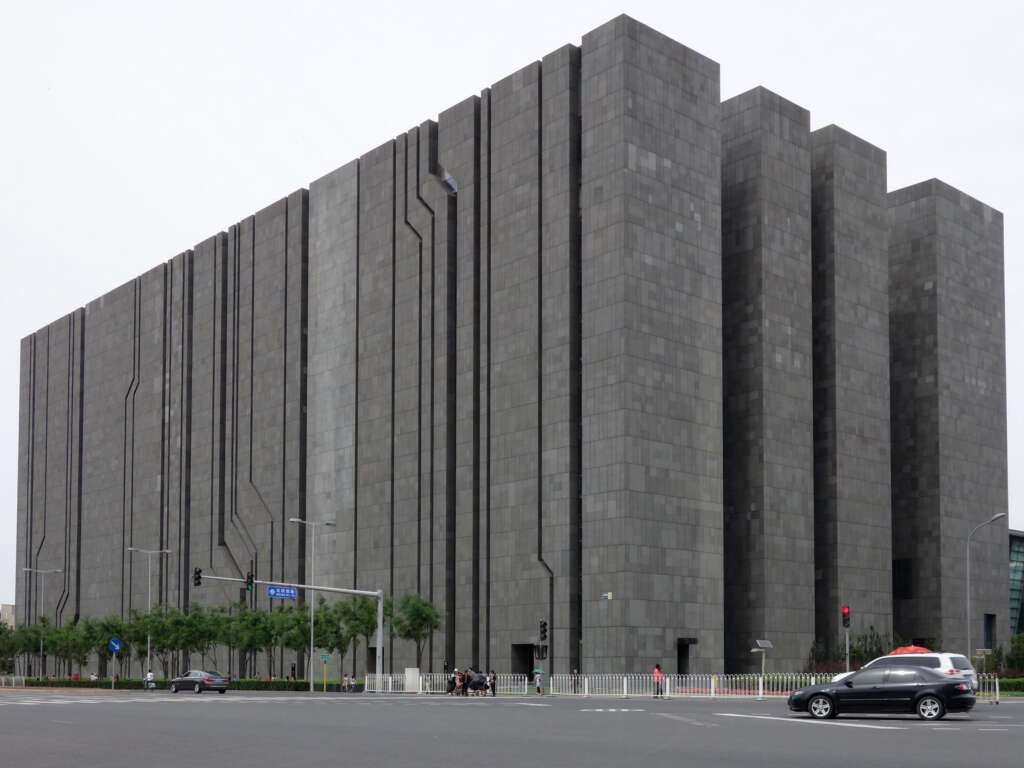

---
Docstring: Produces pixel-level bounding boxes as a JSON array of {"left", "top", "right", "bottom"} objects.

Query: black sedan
[
  {"left": 788, "top": 665, "right": 974, "bottom": 720},
  {"left": 169, "top": 669, "right": 229, "bottom": 694}
]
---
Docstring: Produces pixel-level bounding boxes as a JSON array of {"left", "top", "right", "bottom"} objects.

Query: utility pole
[
  {"left": 127, "top": 546, "right": 171, "bottom": 675},
  {"left": 289, "top": 518, "right": 335, "bottom": 692},
  {"left": 195, "top": 571, "right": 382, "bottom": 691},
  {"left": 966, "top": 513, "right": 1006, "bottom": 661},
  {"left": 23, "top": 566, "right": 62, "bottom": 677}
]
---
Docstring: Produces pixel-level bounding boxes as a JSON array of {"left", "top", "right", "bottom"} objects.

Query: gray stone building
[{"left": 16, "top": 15, "right": 1008, "bottom": 675}]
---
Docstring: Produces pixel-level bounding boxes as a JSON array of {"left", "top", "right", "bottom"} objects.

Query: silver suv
[{"left": 833, "top": 653, "right": 977, "bottom": 688}]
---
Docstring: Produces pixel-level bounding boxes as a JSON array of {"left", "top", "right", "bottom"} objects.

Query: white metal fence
[
  {"left": 976, "top": 673, "right": 1000, "bottom": 703},
  {"left": 549, "top": 673, "right": 825, "bottom": 698},
  {"left": 0, "top": 676, "right": 26, "bottom": 687},
  {"left": 365, "top": 671, "right": 1003, "bottom": 702},
  {"left": 365, "top": 673, "right": 528, "bottom": 695}
]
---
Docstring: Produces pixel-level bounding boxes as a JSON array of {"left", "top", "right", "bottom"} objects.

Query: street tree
[{"left": 391, "top": 594, "right": 440, "bottom": 669}]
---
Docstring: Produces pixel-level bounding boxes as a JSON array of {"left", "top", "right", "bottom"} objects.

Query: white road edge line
[{"left": 715, "top": 713, "right": 906, "bottom": 730}]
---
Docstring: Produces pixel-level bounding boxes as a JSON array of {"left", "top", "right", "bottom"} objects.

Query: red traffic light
[{"left": 841, "top": 605, "right": 850, "bottom": 628}]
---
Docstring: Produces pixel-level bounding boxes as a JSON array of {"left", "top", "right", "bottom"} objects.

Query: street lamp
[
  {"left": 289, "top": 517, "right": 335, "bottom": 692},
  {"left": 23, "top": 566, "right": 63, "bottom": 677},
  {"left": 966, "top": 512, "right": 1007, "bottom": 660},
  {"left": 127, "top": 546, "right": 171, "bottom": 674}
]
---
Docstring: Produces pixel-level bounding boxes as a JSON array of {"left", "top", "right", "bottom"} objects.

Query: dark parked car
[
  {"left": 170, "top": 670, "right": 229, "bottom": 694},
  {"left": 788, "top": 666, "right": 974, "bottom": 720}
]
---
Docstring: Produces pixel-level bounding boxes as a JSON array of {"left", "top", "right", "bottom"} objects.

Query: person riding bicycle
[{"left": 145, "top": 669, "right": 155, "bottom": 690}]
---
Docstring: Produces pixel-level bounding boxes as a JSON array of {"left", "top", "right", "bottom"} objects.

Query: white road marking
[
  {"left": 716, "top": 713, "right": 906, "bottom": 730},
  {"left": 579, "top": 708, "right": 645, "bottom": 712},
  {"left": 932, "top": 727, "right": 960, "bottom": 731},
  {"left": 516, "top": 702, "right": 551, "bottom": 707},
  {"left": 978, "top": 728, "right": 1009, "bottom": 731}
]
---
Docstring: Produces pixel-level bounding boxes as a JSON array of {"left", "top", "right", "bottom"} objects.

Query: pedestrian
[
  {"left": 145, "top": 668, "right": 155, "bottom": 690},
  {"left": 571, "top": 668, "right": 580, "bottom": 695},
  {"left": 343, "top": 674, "right": 349, "bottom": 692},
  {"left": 653, "top": 663, "right": 664, "bottom": 698},
  {"left": 489, "top": 670, "right": 497, "bottom": 697},
  {"left": 535, "top": 671, "right": 543, "bottom": 695},
  {"left": 448, "top": 668, "right": 458, "bottom": 695}
]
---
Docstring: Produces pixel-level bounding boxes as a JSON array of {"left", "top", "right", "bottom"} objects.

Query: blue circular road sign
[{"left": 109, "top": 637, "right": 121, "bottom": 654}]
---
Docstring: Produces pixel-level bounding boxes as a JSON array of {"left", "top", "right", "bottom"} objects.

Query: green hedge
[
  {"left": 998, "top": 678, "right": 1024, "bottom": 692},
  {"left": 28, "top": 678, "right": 148, "bottom": 689},
  {"left": 24, "top": 677, "right": 365, "bottom": 692}
]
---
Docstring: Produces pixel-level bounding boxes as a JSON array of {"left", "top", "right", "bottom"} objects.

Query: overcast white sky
[{"left": 2, "top": 1, "right": 1021, "bottom": 605}]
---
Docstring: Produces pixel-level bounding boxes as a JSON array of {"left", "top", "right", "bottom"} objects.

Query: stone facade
[
  {"left": 889, "top": 180, "right": 1008, "bottom": 654},
  {"left": 722, "top": 88, "right": 815, "bottom": 671},
  {"left": 810, "top": 127, "right": 894, "bottom": 653},
  {"left": 15, "top": 15, "right": 1008, "bottom": 674}
]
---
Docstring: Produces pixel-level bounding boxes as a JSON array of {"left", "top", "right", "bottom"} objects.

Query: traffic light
[
  {"left": 539, "top": 619, "right": 548, "bottom": 642},
  {"left": 193, "top": 567, "right": 202, "bottom": 587},
  {"left": 841, "top": 605, "right": 850, "bottom": 629},
  {"left": 245, "top": 572, "right": 254, "bottom": 591}
]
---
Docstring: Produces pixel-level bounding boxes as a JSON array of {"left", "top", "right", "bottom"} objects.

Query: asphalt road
[{"left": 1, "top": 688, "right": 1020, "bottom": 768}]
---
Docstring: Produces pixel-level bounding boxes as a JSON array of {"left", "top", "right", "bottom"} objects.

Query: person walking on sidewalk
[{"left": 653, "top": 663, "right": 664, "bottom": 698}]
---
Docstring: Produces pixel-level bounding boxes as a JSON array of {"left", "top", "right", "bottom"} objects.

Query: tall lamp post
[
  {"left": 127, "top": 546, "right": 171, "bottom": 674},
  {"left": 23, "top": 566, "right": 63, "bottom": 677},
  {"left": 966, "top": 512, "right": 1006, "bottom": 661},
  {"left": 289, "top": 517, "right": 335, "bottom": 692}
]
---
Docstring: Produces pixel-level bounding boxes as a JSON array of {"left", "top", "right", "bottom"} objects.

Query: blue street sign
[
  {"left": 109, "top": 637, "right": 121, "bottom": 654},
  {"left": 267, "top": 585, "right": 298, "bottom": 600}
]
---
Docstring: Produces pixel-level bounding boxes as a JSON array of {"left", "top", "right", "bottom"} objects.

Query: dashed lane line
[{"left": 579, "top": 708, "right": 646, "bottom": 713}]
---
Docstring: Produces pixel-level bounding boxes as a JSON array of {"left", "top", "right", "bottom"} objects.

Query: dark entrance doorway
[
  {"left": 511, "top": 644, "right": 533, "bottom": 679},
  {"left": 677, "top": 637, "right": 697, "bottom": 674}
]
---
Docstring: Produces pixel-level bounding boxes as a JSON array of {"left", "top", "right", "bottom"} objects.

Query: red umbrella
[{"left": 888, "top": 645, "right": 932, "bottom": 655}]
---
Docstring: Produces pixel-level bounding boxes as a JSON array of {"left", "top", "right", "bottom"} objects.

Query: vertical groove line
[
  {"left": 536, "top": 62, "right": 555, "bottom": 670},
  {"left": 412, "top": 130, "right": 438, "bottom": 669},
  {"left": 403, "top": 133, "right": 425, "bottom": 599},
  {"left": 38, "top": 328, "right": 49, "bottom": 625},
  {"left": 390, "top": 140, "right": 398, "bottom": 671},
  {"left": 351, "top": 161, "right": 361, "bottom": 678},
  {"left": 74, "top": 310, "right": 85, "bottom": 622},
  {"left": 298, "top": 191, "right": 310, "bottom": 608},
  {"left": 25, "top": 335, "right": 36, "bottom": 627},
  {"left": 127, "top": 281, "right": 141, "bottom": 618},
  {"left": 283, "top": 198, "right": 291, "bottom": 591},
  {"left": 217, "top": 234, "right": 228, "bottom": 552},
  {"left": 354, "top": 160, "right": 361, "bottom": 594},
  {"left": 183, "top": 252, "right": 194, "bottom": 612},
  {"left": 568, "top": 48, "right": 583, "bottom": 672},
  {"left": 485, "top": 89, "right": 492, "bottom": 673},
  {"left": 471, "top": 99, "right": 482, "bottom": 669},
  {"left": 57, "top": 315, "right": 72, "bottom": 624},
  {"left": 177, "top": 257, "right": 184, "bottom": 610},
  {"left": 159, "top": 265, "right": 169, "bottom": 604}
]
